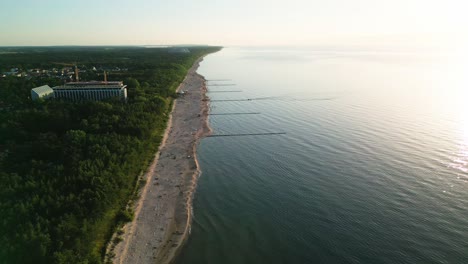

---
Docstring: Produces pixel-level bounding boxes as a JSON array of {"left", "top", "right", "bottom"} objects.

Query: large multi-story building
[
  {"left": 31, "top": 68, "right": 128, "bottom": 101},
  {"left": 52, "top": 81, "right": 127, "bottom": 101}
]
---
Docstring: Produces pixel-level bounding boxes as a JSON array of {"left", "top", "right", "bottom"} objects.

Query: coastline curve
[{"left": 109, "top": 57, "right": 212, "bottom": 264}]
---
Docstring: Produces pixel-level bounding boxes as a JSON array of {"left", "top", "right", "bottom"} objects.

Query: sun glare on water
[{"left": 449, "top": 49, "right": 468, "bottom": 176}]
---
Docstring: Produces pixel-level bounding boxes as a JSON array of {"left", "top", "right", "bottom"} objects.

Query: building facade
[{"left": 52, "top": 81, "right": 127, "bottom": 101}]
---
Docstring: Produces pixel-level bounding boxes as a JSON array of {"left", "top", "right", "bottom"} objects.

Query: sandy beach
[{"left": 110, "top": 57, "right": 210, "bottom": 264}]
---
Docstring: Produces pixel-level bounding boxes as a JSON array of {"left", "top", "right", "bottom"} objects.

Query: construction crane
[{"left": 74, "top": 65, "right": 79, "bottom": 82}]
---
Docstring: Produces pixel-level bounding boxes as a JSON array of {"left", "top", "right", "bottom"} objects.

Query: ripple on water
[{"left": 178, "top": 48, "right": 468, "bottom": 264}]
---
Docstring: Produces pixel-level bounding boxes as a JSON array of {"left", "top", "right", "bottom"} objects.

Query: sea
[{"left": 176, "top": 46, "right": 468, "bottom": 264}]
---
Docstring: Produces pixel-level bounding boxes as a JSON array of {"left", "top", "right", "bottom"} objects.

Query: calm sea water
[{"left": 176, "top": 47, "right": 468, "bottom": 264}]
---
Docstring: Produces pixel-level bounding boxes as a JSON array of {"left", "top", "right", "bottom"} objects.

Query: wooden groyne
[
  {"left": 210, "top": 98, "right": 262, "bottom": 102},
  {"left": 209, "top": 112, "right": 260, "bottom": 116},
  {"left": 209, "top": 99, "right": 253, "bottom": 102},
  {"left": 206, "top": 132, "right": 286, "bottom": 138},
  {"left": 208, "top": 90, "right": 243, "bottom": 93}
]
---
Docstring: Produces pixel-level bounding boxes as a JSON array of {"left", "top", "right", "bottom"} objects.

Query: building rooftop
[
  {"left": 31, "top": 85, "right": 53, "bottom": 94},
  {"left": 64, "top": 81, "right": 123, "bottom": 86},
  {"left": 54, "top": 81, "right": 126, "bottom": 89}
]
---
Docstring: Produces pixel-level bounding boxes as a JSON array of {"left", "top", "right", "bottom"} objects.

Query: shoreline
[{"left": 109, "top": 57, "right": 211, "bottom": 264}]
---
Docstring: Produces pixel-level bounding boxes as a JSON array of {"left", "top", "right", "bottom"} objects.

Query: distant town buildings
[{"left": 2, "top": 65, "right": 128, "bottom": 80}]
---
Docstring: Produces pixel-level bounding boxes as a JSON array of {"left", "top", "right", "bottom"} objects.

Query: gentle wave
[{"left": 178, "top": 47, "right": 468, "bottom": 264}]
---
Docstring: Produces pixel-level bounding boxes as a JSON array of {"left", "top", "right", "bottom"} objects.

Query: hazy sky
[{"left": 0, "top": 0, "right": 466, "bottom": 46}]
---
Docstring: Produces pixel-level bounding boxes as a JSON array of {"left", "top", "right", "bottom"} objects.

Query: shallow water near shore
[{"left": 176, "top": 47, "right": 468, "bottom": 263}]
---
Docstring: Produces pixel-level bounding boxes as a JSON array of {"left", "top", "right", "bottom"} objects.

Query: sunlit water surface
[{"left": 176, "top": 47, "right": 468, "bottom": 264}]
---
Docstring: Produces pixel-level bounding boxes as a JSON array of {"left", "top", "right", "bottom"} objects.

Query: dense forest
[{"left": 0, "top": 46, "right": 221, "bottom": 263}]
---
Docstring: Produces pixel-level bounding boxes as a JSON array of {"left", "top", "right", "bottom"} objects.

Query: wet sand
[{"left": 110, "top": 58, "right": 210, "bottom": 264}]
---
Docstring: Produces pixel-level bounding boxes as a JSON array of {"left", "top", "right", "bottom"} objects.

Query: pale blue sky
[{"left": 0, "top": 0, "right": 466, "bottom": 46}]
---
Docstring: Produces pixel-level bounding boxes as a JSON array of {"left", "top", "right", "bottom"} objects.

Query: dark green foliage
[{"left": 0, "top": 46, "right": 221, "bottom": 263}]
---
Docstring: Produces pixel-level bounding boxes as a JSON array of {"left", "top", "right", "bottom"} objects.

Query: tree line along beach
[{"left": 0, "top": 46, "right": 220, "bottom": 263}]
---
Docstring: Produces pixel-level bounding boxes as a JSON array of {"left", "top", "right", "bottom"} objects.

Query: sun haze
[{"left": 0, "top": 0, "right": 466, "bottom": 46}]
